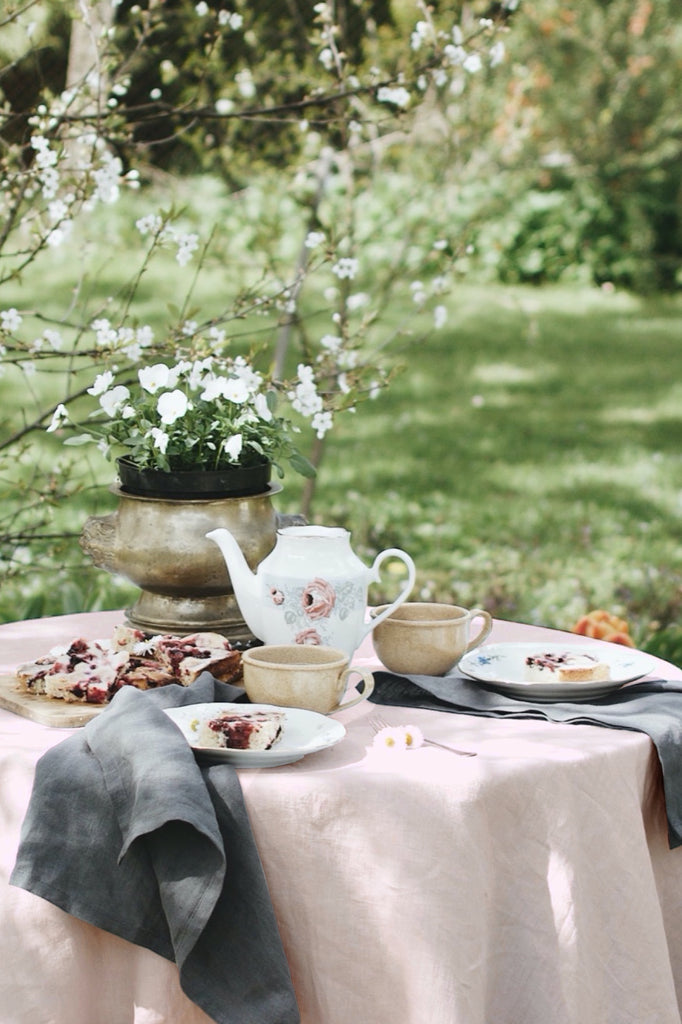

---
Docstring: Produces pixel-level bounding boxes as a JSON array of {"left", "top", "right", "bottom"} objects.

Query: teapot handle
[{"left": 361, "top": 548, "right": 416, "bottom": 642}]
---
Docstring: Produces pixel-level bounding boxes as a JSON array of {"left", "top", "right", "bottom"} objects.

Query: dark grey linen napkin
[
  {"left": 370, "top": 670, "right": 682, "bottom": 850},
  {"left": 10, "top": 673, "right": 300, "bottom": 1024}
]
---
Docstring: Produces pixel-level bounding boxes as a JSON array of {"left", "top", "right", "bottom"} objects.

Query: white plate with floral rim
[
  {"left": 164, "top": 702, "right": 346, "bottom": 767},
  {"left": 457, "top": 642, "right": 656, "bottom": 702}
]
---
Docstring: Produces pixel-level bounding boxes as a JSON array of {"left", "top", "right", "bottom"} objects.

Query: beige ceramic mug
[
  {"left": 241, "top": 644, "right": 375, "bottom": 714},
  {"left": 371, "top": 602, "right": 493, "bottom": 677}
]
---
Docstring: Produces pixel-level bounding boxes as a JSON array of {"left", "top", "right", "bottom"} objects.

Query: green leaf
[
  {"left": 63, "top": 434, "right": 96, "bottom": 447},
  {"left": 288, "top": 452, "right": 317, "bottom": 478}
]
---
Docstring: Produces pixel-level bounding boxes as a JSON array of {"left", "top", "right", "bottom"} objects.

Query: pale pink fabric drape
[{"left": 2, "top": 611, "right": 682, "bottom": 1024}]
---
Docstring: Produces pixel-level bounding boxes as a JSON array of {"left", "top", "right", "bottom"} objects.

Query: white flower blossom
[
  {"left": 320, "top": 334, "right": 342, "bottom": 353},
  {"left": 223, "top": 433, "right": 243, "bottom": 461},
  {"left": 318, "top": 48, "right": 334, "bottom": 70},
  {"left": 136, "top": 325, "right": 155, "bottom": 348},
  {"left": 489, "top": 41, "right": 505, "bottom": 68},
  {"left": 289, "top": 370, "right": 322, "bottom": 416},
  {"left": 148, "top": 427, "right": 169, "bottom": 453},
  {"left": 92, "top": 319, "right": 118, "bottom": 348},
  {"left": 376, "top": 86, "right": 411, "bottom": 108},
  {"left": 411, "top": 280, "right": 427, "bottom": 304},
  {"left": 1, "top": 308, "right": 22, "bottom": 332},
  {"left": 410, "top": 20, "right": 434, "bottom": 50},
  {"left": 136, "top": 214, "right": 164, "bottom": 237},
  {"left": 87, "top": 370, "right": 115, "bottom": 396},
  {"left": 139, "top": 363, "right": 171, "bottom": 394},
  {"left": 371, "top": 725, "right": 424, "bottom": 751},
  {"left": 43, "top": 329, "right": 64, "bottom": 350},
  {"left": 176, "top": 232, "right": 199, "bottom": 266},
  {"left": 47, "top": 221, "right": 72, "bottom": 247},
  {"left": 208, "top": 326, "right": 226, "bottom": 347},
  {"left": 434, "top": 305, "right": 448, "bottom": 329},
  {"left": 47, "top": 404, "right": 68, "bottom": 433},
  {"left": 218, "top": 10, "right": 243, "bottom": 29},
  {"left": 347, "top": 292, "right": 369, "bottom": 310},
  {"left": 463, "top": 53, "right": 483, "bottom": 74},
  {"left": 93, "top": 149, "right": 123, "bottom": 204},
  {"left": 332, "top": 257, "right": 359, "bottom": 280},
  {"left": 48, "top": 198, "right": 69, "bottom": 223},
  {"left": 157, "top": 389, "right": 189, "bottom": 425},
  {"left": 305, "top": 231, "right": 326, "bottom": 249},
  {"left": 253, "top": 392, "right": 273, "bottom": 422},
  {"left": 235, "top": 69, "right": 256, "bottom": 99},
  {"left": 200, "top": 376, "right": 227, "bottom": 402},
  {"left": 312, "top": 410, "right": 333, "bottom": 438},
  {"left": 100, "top": 385, "right": 131, "bottom": 417},
  {"left": 223, "top": 377, "right": 250, "bottom": 404}
]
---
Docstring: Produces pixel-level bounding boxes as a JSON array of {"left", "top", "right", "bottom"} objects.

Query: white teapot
[{"left": 206, "top": 525, "right": 416, "bottom": 657}]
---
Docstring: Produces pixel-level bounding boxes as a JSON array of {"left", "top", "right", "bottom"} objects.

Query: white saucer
[
  {"left": 164, "top": 702, "right": 346, "bottom": 766},
  {"left": 458, "top": 642, "right": 655, "bottom": 702}
]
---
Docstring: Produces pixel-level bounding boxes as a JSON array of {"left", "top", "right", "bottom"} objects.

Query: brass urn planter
[{"left": 80, "top": 479, "right": 301, "bottom": 640}]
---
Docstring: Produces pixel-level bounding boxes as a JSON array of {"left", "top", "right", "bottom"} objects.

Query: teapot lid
[{"left": 277, "top": 525, "right": 349, "bottom": 539}]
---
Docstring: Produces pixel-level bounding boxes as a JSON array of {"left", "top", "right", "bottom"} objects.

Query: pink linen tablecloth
[{"left": 2, "top": 610, "right": 682, "bottom": 1024}]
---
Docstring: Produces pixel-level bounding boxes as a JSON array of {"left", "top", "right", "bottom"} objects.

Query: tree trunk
[{"left": 66, "top": 0, "right": 115, "bottom": 94}]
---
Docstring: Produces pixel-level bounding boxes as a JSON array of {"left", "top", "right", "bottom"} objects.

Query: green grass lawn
[
  {"left": 284, "top": 284, "right": 682, "bottom": 655},
  {"left": 2, "top": 188, "right": 682, "bottom": 660}
]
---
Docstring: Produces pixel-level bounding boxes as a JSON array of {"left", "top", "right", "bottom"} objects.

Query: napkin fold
[
  {"left": 10, "top": 673, "right": 300, "bottom": 1024},
  {"left": 370, "top": 670, "right": 682, "bottom": 849}
]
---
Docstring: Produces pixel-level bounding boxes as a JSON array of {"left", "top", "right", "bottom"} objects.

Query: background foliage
[{"left": 1, "top": 0, "right": 682, "bottom": 664}]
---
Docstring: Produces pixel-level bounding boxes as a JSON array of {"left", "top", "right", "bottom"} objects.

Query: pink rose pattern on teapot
[{"left": 265, "top": 574, "right": 364, "bottom": 648}]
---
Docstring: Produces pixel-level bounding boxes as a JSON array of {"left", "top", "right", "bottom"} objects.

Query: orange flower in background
[{"left": 572, "top": 610, "right": 636, "bottom": 647}]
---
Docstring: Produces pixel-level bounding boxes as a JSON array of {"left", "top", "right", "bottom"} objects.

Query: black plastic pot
[{"left": 116, "top": 457, "right": 272, "bottom": 500}]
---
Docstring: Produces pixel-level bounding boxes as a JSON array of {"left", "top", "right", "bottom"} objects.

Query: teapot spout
[{"left": 205, "top": 528, "right": 264, "bottom": 640}]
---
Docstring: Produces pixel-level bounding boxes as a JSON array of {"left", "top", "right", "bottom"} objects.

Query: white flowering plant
[
  {"left": 53, "top": 351, "right": 331, "bottom": 478},
  {"left": 0, "top": 0, "right": 514, "bottom": 619}
]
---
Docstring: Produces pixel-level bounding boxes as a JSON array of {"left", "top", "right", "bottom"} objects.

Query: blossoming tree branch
[{"left": 0, "top": 0, "right": 514, "bottom": 610}]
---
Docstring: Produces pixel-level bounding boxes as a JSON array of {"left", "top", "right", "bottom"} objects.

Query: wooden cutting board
[{"left": 0, "top": 674, "right": 103, "bottom": 728}]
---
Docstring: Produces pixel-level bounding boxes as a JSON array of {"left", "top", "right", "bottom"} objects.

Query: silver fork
[{"left": 370, "top": 714, "right": 477, "bottom": 757}]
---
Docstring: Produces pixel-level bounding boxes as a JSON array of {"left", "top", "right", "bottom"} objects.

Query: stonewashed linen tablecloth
[
  {"left": 10, "top": 675, "right": 299, "bottom": 1024},
  {"left": 2, "top": 609, "right": 682, "bottom": 1024}
]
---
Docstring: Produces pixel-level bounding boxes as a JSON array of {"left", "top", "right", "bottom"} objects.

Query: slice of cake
[
  {"left": 197, "top": 709, "right": 285, "bottom": 751},
  {"left": 17, "top": 638, "right": 128, "bottom": 704},
  {"left": 110, "top": 624, "right": 149, "bottom": 652},
  {"left": 524, "top": 651, "right": 611, "bottom": 683},
  {"left": 15, "top": 629, "right": 243, "bottom": 705},
  {"left": 152, "top": 632, "right": 243, "bottom": 685},
  {"left": 114, "top": 656, "right": 177, "bottom": 691}
]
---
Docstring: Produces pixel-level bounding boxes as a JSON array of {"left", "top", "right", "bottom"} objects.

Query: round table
[{"left": 1, "top": 610, "right": 681, "bottom": 1024}]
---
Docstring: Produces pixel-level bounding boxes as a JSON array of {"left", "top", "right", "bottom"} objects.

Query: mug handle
[
  {"left": 465, "top": 609, "right": 493, "bottom": 652},
  {"left": 334, "top": 668, "right": 375, "bottom": 712},
  {"left": 361, "top": 548, "right": 416, "bottom": 642}
]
